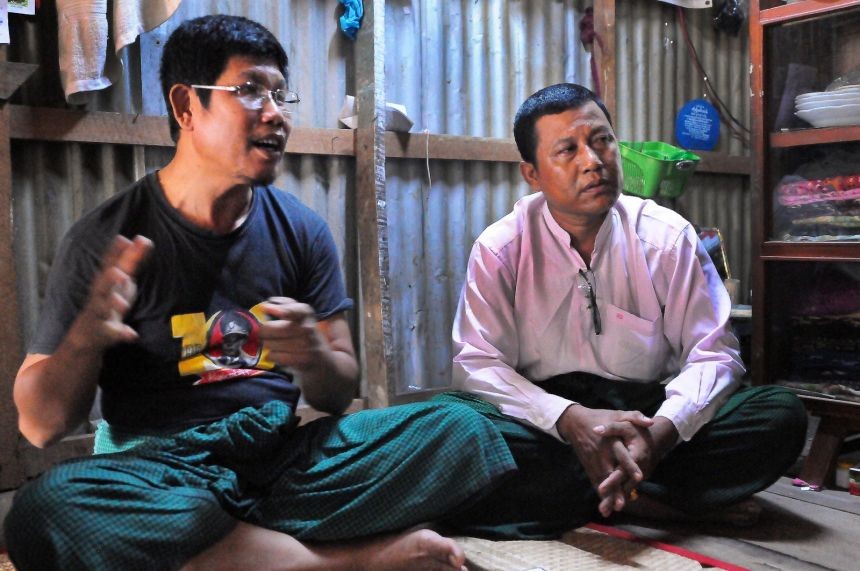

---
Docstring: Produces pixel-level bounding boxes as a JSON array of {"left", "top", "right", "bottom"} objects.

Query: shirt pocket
[{"left": 598, "top": 303, "right": 668, "bottom": 381}]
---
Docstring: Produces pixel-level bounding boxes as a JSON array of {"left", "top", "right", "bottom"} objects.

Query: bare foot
[
  {"left": 363, "top": 528, "right": 467, "bottom": 571},
  {"left": 180, "top": 522, "right": 466, "bottom": 571},
  {"left": 622, "top": 495, "right": 762, "bottom": 527}
]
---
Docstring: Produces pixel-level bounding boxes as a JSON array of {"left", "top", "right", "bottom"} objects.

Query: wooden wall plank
[
  {"left": 0, "top": 103, "right": 26, "bottom": 491},
  {"left": 386, "top": 133, "right": 751, "bottom": 174},
  {"left": 9, "top": 106, "right": 752, "bottom": 174},
  {"left": 8, "top": 106, "right": 356, "bottom": 156},
  {"left": 355, "top": 0, "right": 394, "bottom": 408},
  {"left": 10, "top": 105, "right": 173, "bottom": 145},
  {"left": 0, "top": 62, "right": 39, "bottom": 101},
  {"left": 385, "top": 132, "right": 521, "bottom": 162},
  {"left": 594, "top": 0, "right": 617, "bottom": 121},
  {"left": 696, "top": 151, "right": 752, "bottom": 176}
]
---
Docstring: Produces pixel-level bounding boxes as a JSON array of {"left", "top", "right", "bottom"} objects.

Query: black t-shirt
[{"left": 30, "top": 173, "right": 353, "bottom": 432}]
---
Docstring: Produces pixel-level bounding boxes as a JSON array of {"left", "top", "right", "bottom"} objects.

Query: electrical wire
[
  {"left": 677, "top": 6, "right": 750, "bottom": 144},
  {"left": 423, "top": 128, "right": 432, "bottom": 189}
]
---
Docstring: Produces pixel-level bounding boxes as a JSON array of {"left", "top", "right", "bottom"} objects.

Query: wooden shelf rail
[{"left": 8, "top": 105, "right": 753, "bottom": 174}]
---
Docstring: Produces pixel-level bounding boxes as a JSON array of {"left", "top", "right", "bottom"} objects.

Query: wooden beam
[
  {"left": 0, "top": 62, "right": 39, "bottom": 101},
  {"left": 749, "top": 0, "right": 767, "bottom": 388},
  {"left": 8, "top": 106, "right": 356, "bottom": 156},
  {"left": 385, "top": 133, "right": 751, "bottom": 175},
  {"left": 0, "top": 103, "right": 25, "bottom": 491},
  {"left": 355, "top": 0, "right": 394, "bottom": 409},
  {"left": 759, "top": 0, "right": 860, "bottom": 24},
  {"left": 9, "top": 106, "right": 753, "bottom": 175},
  {"left": 7, "top": 108, "right": 751, "bottom": 173},
  {"left": 593, "top": 0, "right": 617, "bottom": 121},
  {"left": 10, "top": 105, "right": 173, "bottom": 146},
  {"left": 386, "top": 132, "right": 521, "bottom": 162},
  {"left": 695, "top": 151, "right": 752, "bottom": 175},
  {"left": 771, "top": 126, "right": 860, "bottom": 148}
]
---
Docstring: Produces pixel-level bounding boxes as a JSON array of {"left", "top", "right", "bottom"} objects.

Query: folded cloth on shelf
[
  {"left": 791, "top": 215, "right": 860, "bottom": 228},
  {"left": 778, "top": 174, "right": 860, "bottom": 205}
]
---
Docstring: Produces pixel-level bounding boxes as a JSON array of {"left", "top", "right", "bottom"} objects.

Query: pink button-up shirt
[{"left": 452, "top": 192, "right": 744, "bottom": 442}]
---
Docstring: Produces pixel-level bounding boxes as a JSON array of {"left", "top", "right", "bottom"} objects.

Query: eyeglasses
[
  {"left": 191, "top": 81, "right": 300, "bottom": 114},
  {"left": 578, "top": 269, "right": 602, "bottom": 335}
]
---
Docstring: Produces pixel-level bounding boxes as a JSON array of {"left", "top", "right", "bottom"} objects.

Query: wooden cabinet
[{"left": 750, "top": 0, "right": 860, "bottom": 488}]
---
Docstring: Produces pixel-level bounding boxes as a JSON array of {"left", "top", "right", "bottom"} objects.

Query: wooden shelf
[
  {"left": 696, "top": 151, "right": 753, "bottom": 175},
  {"left": 771, "top": 126, "right": 860, "bottom": 148},
  {"left": 760, "top": 0, "right": 860, "bottom": 24},
  {"left": 385, "top": 133, "right": 752, "bottom": 172},
  {"left": 7, "top": 106, "right": 753, "bottom": 172},
  {"left": 8, "top": 105, "right": 356, "bottom": 157},
  {"left": 385, "top": 132, "right": 521, "bottom": 163},
  {"left": 761, "top": 241, "right": 860, "bottom": 261}
]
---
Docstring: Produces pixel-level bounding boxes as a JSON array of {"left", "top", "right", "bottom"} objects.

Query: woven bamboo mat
[
  {"left": 457, "top": 527, "right": 704, "bottom": 571},
  {"left": 0, "top": 529, "right": 710, "bottom": 571}
]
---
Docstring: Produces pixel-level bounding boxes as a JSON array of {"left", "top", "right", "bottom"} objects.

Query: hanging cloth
[
  {"left": 578, "top": 7, "right": 604, "bottom": 98},
  {"left": 338, "top": 0, "right": 363, "bottom": 40},
  {"left": 57, "top": 0, "right": 181, "bottom": 104}
]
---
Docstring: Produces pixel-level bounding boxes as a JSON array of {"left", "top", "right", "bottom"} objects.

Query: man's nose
[
  {"left": 260, "top": 95, "right": 286, "bottom": 125},
  {"left": 578, "top": 145, "right": 603, "bottom": 172}
]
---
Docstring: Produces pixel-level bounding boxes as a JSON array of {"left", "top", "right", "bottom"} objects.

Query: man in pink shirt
[{"left": 448, "top": 83, "right": 807, "bottom": 531}]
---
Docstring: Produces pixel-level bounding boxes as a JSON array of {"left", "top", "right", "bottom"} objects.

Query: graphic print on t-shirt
[{"left": 171, "top": 302, "right": 276, "bottom": 385}]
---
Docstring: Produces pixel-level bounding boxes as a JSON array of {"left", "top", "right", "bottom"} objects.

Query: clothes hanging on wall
[
  {"left": 338, "top": 0, "right": 363, "bottom": 39},
  {"left": 57, "top": 0, "right": 181, "bottom": 104}
]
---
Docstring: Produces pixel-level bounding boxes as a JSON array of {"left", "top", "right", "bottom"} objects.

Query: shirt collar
[{"left": 539, "top": 196, "right": 617, "bottom": 266}]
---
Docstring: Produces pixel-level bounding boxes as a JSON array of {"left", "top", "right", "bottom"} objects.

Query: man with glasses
[
  {"left": 449, "top": 83, "right": 808, "bottom": 532},
  {"left": 5, "top": 14, "right": 518, "bottom": 570}
]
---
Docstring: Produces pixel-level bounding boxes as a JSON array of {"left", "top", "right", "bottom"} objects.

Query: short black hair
[
  {"left": 513, "top": 83, "right": 612, "bottom": 165},
  {"left": 160, "top": 15, "right": 290, "bottom": 142}
]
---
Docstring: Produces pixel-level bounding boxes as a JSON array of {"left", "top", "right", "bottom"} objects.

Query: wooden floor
[{"left": 612, "top": 477, "right": 860, "bottom": 570}]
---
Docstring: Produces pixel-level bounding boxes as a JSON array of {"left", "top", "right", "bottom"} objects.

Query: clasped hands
[{"left": 556, "top": 404, "right": 677, "bottom": 518}]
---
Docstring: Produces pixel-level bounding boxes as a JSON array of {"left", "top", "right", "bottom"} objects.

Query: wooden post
[
  {"left": 593, "top": 0, "right": 617, "bottom": 122},
  {"left": 0, "top": 49, "right": 32, "bottom": 490},
  {"left": 355, "top": 0, "right": 394, "bottom": 408}
]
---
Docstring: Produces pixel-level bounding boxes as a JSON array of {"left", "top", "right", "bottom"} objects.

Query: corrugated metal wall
[
  {"left": 384, "top": 0, "right": 753, "bottom": 393},
  {"left": 613, "top": 1, "right": 751, "bottom": 304},
  {"left": 9, "top": 0, "right": 752, "bottom": 397},
  {"left": 384, "top": 0, "right": 592, "bottom": 392},
  {"left": 615, "top": 1, "right": 750, "bottom": 156}
]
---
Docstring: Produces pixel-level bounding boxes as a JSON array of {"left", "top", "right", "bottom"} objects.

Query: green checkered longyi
[{"left": 5, "top": 399, "right": 516, "bottom": 570}]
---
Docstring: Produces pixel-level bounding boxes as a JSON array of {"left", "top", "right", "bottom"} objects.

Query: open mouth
[{"left": 251, "top": 135, "right": 286, "bottom": 155}]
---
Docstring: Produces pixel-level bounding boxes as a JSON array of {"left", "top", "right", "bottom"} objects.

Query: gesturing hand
[
  {"left": 259, "top": 297, "right": 327, "bottom": 375},
  {"left": 556, "top": 405, "right": 653, "bottom": 517},
  {"left": 71, "top": 235, "right": 153, "bottom": 352}
]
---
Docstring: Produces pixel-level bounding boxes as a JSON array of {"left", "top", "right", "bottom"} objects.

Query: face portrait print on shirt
[
  {"left": 206, "top": 310, "right": 260, "bottom": 368},
  {"left": 171, "top": 302, "right": 277, "bottom": 385}
]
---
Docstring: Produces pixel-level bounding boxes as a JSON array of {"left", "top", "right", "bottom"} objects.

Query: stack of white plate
[{"left": 795, "top": 86, "right": 860, "bottom": 128}]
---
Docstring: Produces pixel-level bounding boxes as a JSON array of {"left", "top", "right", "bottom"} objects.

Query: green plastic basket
[{"left": 619, "top": 141, "right": 700, "bottom": 198}]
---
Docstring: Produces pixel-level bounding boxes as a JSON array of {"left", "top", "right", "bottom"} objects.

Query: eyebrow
[
  {"left": 238, "top": 70, "right": 286, "bottom": 87},
  {"left": 552, "top": 136, "right": 576, "bottom": 149}
]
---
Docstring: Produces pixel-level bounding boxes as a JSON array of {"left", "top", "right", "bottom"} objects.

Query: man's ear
[
  {"left": 519, "top": 161, "right": 541, "bottom": 191},
  {"left": 168, "top": 84, "right": 194, "bottom": 132}
]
